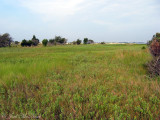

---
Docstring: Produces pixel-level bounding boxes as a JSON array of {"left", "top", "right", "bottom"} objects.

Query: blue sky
[{"left": 0, "top": 0, "right": 160, "bottom": 42}]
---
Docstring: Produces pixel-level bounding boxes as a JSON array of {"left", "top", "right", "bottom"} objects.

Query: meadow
[{"left": 0, "top": 44, "right": 160, "bottom": 119}]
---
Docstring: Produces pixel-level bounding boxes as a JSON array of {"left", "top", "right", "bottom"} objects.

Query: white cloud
[
  {"left": 16, "top": 0, "right": 159, "bottom": 21},
  {"left": 18, "top": 0, "right": 85, "bottom": 18}
]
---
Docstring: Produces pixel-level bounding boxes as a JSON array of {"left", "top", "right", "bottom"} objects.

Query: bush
[
  {"left": 14, "top": 41, "right": 19, "bottom": 45},
  {"left": 101, "top": 42, "right": 105, "bottom": 44},
  {"left": 141, "top": 46, "right": 146, "bottom": 50},
  {"left": 83, "top": 38, "right": 88, "bottom": 44},
  {"left": 21, "top": 39, "right": 32, "bottom": 47},
  {"left": 76, "top": 39, "right": 81, "bottom": 45},
  {"left": 147, "top": 57, "right": 160, "bottom": 76},
  {"left": 21, "top": 39, "right": 27, "bottom": 47},
  {"left": 147, "top": 33, "right": 160, "bottom": 76},
  {"left": 42, "top": 39, "right": 48, "bottom": 46},
  {"left": 149, "top": 40, "right": 160, "bottom": 57},
  {"left": 0, "top": 33, "right": 13, "bottom": 47},
  {"left": 48, "top": 36, "right": 67, "bottom": 45},
  {"left": 31, "top": 35, "right": 39, "bottom": 46}
]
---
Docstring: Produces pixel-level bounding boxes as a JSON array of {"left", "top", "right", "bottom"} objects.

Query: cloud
[
  {"left": 18, "top": 0, "right": 85, "bottom": 18},
  {"left": 16, "top": 0, "right": 159, "bottom": 21}
]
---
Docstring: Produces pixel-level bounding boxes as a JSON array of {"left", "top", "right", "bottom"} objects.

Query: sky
[{"left": 0, "top": 0, "right": 160, "bottom": 42}]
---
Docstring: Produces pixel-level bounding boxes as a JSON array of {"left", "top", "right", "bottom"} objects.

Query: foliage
[
  {"left": 21, "top": 39, "right": 27, "bottom": 47},
  {"left": 83, "top": 38, "right": 94, "bottom": 44},
  {"left": 147, "top": 33, "right": 160, "bottom": 46},
  {"left": 141, "top": 46, "right": 146, "bottom": 49},
  {"left": 101, "top": 42, "right": 105, "bottom": 44},
  {"left": 147, "top": 32, "right": 160, "bottom": 76},
  {"left": 14, "top": 41, "right": 19, "bottom": 45},
  {"left": 149, "top": 40, "right": 160, "bottom": 57},
  {"left": 49, "top": 39, "right": 55, "bottom": 44},
  {"left": 21, "top": 39, "right": 32, "bottom": 47},
  {"left": 83, "top": 38, "right": 88, "bottom": 44},
  {"left": 42, "top": 39, "right": 48, "bottom": 46},
  {"left": 0, "top": 33, "right": 13, "bottom": 47},
  {"left": 72, "top": 41, "right": 77, "bottom": 45},
  {"left": 76, "top": 39, "right": 82, "bottom": 45},
  {"left": 88, "top": 39, "right": 94, "bottom": 44},
  {"left": 31, "top": 35, "right": 39, "bottom": 46},
  {"left": 55, "top": 36, "right": 67, "bottom": 44},
  {"left": 48, "top": 36, "right": 67, "bottom": 45}
]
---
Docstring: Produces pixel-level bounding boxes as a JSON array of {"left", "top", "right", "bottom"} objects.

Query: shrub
[
  {"left": 101, "top": 42, "right": 105, "bottom": 44},
  {"left": 31, "top": 35, "right": 39, "bottom": 46},
  {"left": 149, "top": 40, "right": 160, "bottom": 57},
  {"left": 48, "top": 36, "right": 67, "bottom": 45},
  {"left": 72, "top": 41, "right": 77, "bottom": 45},
  {"left": 147, "top": 57, "right": 160, "bottom": 76},
  {"left": 83, "top": 38, "right": 88, "bottom": 44},
  {"left": 76, "top": 39, "right": 81, "bottom": 45},
  {"left": 14, "top": 41, "right": 19, "bottom": 45},
  {"left": 141, "top": 46, "right": 146, "bottom": 50},
  {"left": 42, "top": 39, "right": 48, "bottom": 46},
  {"left": 147, "top": 33, "right": 160, "bottom": 76},
  {"left": 21, "top": 39, "right": 27, "bottom": 47},
  {"left": 27, "top": 40, "right": 33, "bottom": 47},
  {"left": 0, "top": 33, "right": 13, "bottom": 47},
  {"left": 21, "top": 40, "right": 32, "bottom": 47}
]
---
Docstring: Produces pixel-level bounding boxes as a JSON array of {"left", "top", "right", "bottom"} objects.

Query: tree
[
  {"left": 27, "top": 40, "right": 32, "bottom": 47},
  {"left": 101, "top": 42, "right": 105, "bottom": 44},
  {"left": 31, "top": 35, "right": 39, "bottom": 46},
  {"left": 72, "top": 41, "right": 77, "bottom": 45},
  {"left": 49, "top": 39, "right": 55, "bottom": 44},
  {"left": 88, "top": 39, "right": 94, "bottom": 44},
  {"left": 21, "top": 39, "right": 27, "bottom": 47},
  {"left": 0, "top": 33, "right": 13, "bottom": 47},
  {"left": 14, "top": 41, "right": 19, "bottom": 45},
  {"left": 42, "top": 39, "right": 48, "bottom": 46},
  {"left": 76, "top": 39, "right": 81, "bottom": 45},
  {"left": 21, "top": 40, "right": 32, "bottom": 47},
  {"left": 83, "top": 38, "right": 88, "bottom": 44},
  {"left": 54, "top": 36, "right": 67, "bottom": 44}
]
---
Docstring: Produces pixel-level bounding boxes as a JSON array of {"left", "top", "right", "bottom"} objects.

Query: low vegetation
[{"left": 1, "top": 44, "right": 160, "bottom": 119}]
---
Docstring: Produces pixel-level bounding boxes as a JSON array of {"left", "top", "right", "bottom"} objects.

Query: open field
[{"left": 0, "top": 44, "right": 160, "bottom": 119}]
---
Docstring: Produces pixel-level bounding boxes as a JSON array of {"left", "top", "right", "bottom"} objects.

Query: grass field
[{"left": 0, "top": 44, "right": 160, "bottom": 119}]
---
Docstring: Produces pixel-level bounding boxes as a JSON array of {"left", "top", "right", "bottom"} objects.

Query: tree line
[{"left": 0, "top": 33, "right": 95, "bottom": 47}]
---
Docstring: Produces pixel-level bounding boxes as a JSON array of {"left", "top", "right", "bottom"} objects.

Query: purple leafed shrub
[{"left": 148, "top": 33, "right": 160, "bottom": 76}]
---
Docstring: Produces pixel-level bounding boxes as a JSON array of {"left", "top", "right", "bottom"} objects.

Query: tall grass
[{"left": 0, "top": 44, "right": 160, "bottom": 119}]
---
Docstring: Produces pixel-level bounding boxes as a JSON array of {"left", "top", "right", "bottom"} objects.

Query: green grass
[{"left": 0, "top": 44, "right": 160, "bottom": 119}]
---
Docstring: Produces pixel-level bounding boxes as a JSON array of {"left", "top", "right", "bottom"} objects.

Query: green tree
[
  {"left": 49, "top": 39, "right": 55, "bottom": 44},
  {"left": 42, "top": 39, "right": 48, "bottom": 46},
  {"left": 83, "top": 38, "right": 88, "bottom": 44},
  {"left": 54, "top": 36, "right": 67, "bottom": 44},
  {"left": 21, "top": 39, "right": 27, "bottom": 47},
  {"left": 76, "top": 39, "right": 81, "bottom": 45},
  {"left": 31, "top": 35, "right": 39, "bottom": 46},
  {"left": 88, "top": 39, "right": 94, "bottom": 44},
  {"left": 101, "top": 42, "right": 105, "bottom": 44},
  {"left": 0, "top": 33, "right": 13, "bottom": 47},
  {"left": 72, "top": 41, "right": 77, "bottom": 45},
  {"left": 14, "top": 41, "right": 19, "bottom": 45},
  {"left": 27, "top": 40, "right": 32, "bottom": 47}
]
